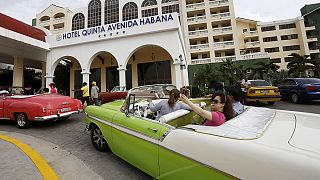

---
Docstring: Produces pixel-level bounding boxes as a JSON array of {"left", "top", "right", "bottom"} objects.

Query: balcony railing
[
  {"left": 186, "top": 2, "right": 205, "bottom": 10},
  {"left": 305, "top": 26, "right": 316, "bottom": 31},
  {"left": 307, "top": 36, "right": 318, "bottom": 42},
  {"left": 309, "top": 49, "right": 320, "bottom": 54},
  {"left": 239, "top": 53, "right": 268, "bottom": 60},
  {"left": 190, "top": 43, "right": 210, "bottom": 50},
  {"left": 215, "top": 56, "right": 236, "bottom": 62},
  {"left": 187, "top": 15, "right": 206, "bottom": 23},
  {"left": 189, "top": 29, "right": 208, "bottom": 36},
  {"left": 211, "top": 12, "right": 231, "bottom": 21},
  {"left": 245, "top": 41, "right": 260, "bottom": 47},
  {"left": 212, "top": 26, "right": 232, "bottom": 35},
  {"left": 244, "top": 31, "right": 258, "bottom": 37},
  {"left": 191, "top": 58, "right": 212, "bottom": 65},
  {"left": 213, "top": 41, "right": 234, "bottom": 48},
  {"left": 209, "top": 0, "right": 229, "bottom": 7}
]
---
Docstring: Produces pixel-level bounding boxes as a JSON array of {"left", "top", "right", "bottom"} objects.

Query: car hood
[
  {"left": 289, "top": 112, "right": 320, "bottom": 154},
  {"left": 250, "top": 86, "right": 278, "bottom": 90}
]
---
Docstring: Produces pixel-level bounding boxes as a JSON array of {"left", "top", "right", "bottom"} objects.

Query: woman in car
[
  {"left": 148, "top": 89, "right": 192, "bottom": 121},
  {"left": 180, "top": 92, "right": 234, "bottom": 126}
]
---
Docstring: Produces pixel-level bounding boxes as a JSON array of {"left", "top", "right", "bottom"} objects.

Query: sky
[{"left": 0, "top": 0, "right": 319, "bottom": 25}]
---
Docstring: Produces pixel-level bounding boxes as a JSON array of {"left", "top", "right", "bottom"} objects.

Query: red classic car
[
  {"left": 0, "top": 92, "right": 83, "bottom": 128},
  {"left": 99, "top": 86, "right": 127, "bottom": 104}
]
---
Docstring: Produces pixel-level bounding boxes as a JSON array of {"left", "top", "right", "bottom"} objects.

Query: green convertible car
[{"left": 85, "top": 85, "right": 320, "bottom": 180}]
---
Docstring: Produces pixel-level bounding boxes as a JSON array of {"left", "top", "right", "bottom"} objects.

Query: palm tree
[
  {"left": 218, "top": 58, "right": 245, "bottom": 86},
  {"left": 287, "top": 53, "right": 314, "bottom": 77},
  {"left": 193, "top": 64, "right": 216, "bottom": 88},
  {"left": 309, "top": 55, "right": 320, "bottom": 77},
  {"left": 251, "top": 61, "right": 280, "bottom": 84}
]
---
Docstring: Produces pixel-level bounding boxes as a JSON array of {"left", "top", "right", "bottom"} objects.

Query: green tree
[
  {"left": 193, "top": 64, "right": 216, "bottom": 88},
  {"left": 309, "top": 55, "right": 320, "bottom": 77},
  {"left": 218, "top": 58, "right": 245, "bottom": 86},
  {"left": 251, "top": 61, "right": 280, "bottom": 84},
  {"left": 287, "top": 53, "right": 314, "bottom": 77}
]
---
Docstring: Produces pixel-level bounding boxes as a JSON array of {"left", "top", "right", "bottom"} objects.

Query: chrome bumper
[{"left": 34, "top": 110, "right": 81, "bottom": 121}]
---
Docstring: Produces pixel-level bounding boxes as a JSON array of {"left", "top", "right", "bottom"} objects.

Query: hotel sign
[{"left": 56, "top": 14, "right": 174, "bottom": 41}]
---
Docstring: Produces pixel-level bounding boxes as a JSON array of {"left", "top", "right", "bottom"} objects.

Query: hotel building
[{"left": 1, "top": 0, "right": 318, "bottom": 96}]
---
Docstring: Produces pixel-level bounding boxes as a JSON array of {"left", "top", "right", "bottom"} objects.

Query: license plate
[
  {"left": 261, "top": 90, "right": 269, "bottom": 93},
  {"left": 61, "top": 107, "right": 71, "bottom": 112}
]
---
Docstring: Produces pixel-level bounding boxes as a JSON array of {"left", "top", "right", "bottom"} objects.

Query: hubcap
[
  {"left": 93, "top": 128, "right": 106, "bottom": 148},
  {"left": 17, "top": 115, "right": 26, "bottom": 126},
  {"left": 292, "top": 94, "right": 298, "bottom": 103}
]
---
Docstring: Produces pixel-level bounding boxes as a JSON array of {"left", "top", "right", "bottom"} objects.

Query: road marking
[{"left": 0, "top": 134, "right": 59, "bottom": 180}]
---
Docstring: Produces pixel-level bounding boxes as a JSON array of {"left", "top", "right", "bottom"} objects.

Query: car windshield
[
  {"left": 296, "top": 78, "right": 320, "bottom": 85},
  {"left": 111, "top": 86, "right": 126, "bottom": 92},
  {"left": 250, "top": 80, "right": 270, "bottom": 87},
  {"left": 129, "top": 84, "right": 176, "bottom": 98}
]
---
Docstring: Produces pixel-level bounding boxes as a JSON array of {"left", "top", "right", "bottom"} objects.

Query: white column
[
  {"left": 12, "top": 56, "right": 24, "bottom": 87},
  {"left": 173, "top": 62, "right": 183, "bottom": 89},
  {"left": 41, "top": 62, "right": 46, "bottom": 88},
  {"left": 81, "top": 71, "right": 90, "bottom": 84},
  {"left": 101, "top": 67, "right": 106, "bottom": 92},
  {"left": 45, "top": 75, "right": 54, "bottom": 88},
  {"left": 118, "top": 67, "right": 126, "bottom": 89}
]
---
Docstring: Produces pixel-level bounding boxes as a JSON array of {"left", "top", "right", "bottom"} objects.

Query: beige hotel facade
[{"left": 32, "top": 0, "right": 319, "bottom": 94}]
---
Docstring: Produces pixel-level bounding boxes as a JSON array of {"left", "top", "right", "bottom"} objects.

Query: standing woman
[
  {"left": 49, "top": 82, "right": 57, "bottom": 94},
  {"left": 148, "top": 89, "right": 191, "bottom": 121},
  {"left": 180, "top": 92, "right": 234, "bottom": 126}
]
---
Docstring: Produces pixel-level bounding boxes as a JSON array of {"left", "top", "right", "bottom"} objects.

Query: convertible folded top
[{"left": 184, "top": 107, "right": 276, "bottom": 139}]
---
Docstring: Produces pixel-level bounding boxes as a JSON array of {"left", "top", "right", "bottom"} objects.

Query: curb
[{"left": 0, "top": 134, "right": 59, "bottom": 180}]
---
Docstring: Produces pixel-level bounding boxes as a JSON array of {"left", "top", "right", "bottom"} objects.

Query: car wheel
[
  {"left": 16, "top": 113, "right": 30, "bottom": 129},
  {"left": 291, "top": 93, "right": 300, "bottom": 103},
  {"left": 267, "top": 101, "right": 275, "bottom": 105},
  {"left": 91, "top": 125, "right": 109, "bottom": 152}
]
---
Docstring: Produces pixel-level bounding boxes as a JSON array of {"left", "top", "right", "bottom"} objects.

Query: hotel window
[
  {"left": 284, "top": 57, "right": 294, "bottom": 62},
  {"left": 283, "top": 45, "right": 300, "bottom": 51},
  {"left": 88, "top": 0, "right": 102, "bottom": 28},
  {"left": 261, "top": 26, "right": 276, "bottom": 32},
  {"left": 72, "top": 13, "right": 85, "bottom": 30},
  {"left": 271, "top": 58, "right": 281, "bottom": 63},
  {"left": 142, "top": 0, "right": 158, "bottom": 17},
  {"left": 281, "top": 34, "right": 298, "bottom": 40},
  {"left": 265, "top": 47, "right": 280, "bottom": 53},
  {"left": 279, "top": 23, "right": 296, "bottom": 30},
  {"left": 162, "top": 0, "right": 179, "bottom": 3},
  {"left": 263, "top": 36, "right": 278, "bottom": 42},
  {"left": 162, "top": 4, "right": 179, "bottom": 14},
  {"left": 105, "top": 0, "right": 119, "bottom": 24},
  {"left": 122, "top": 2, "right": 138, "bottom": 21}
]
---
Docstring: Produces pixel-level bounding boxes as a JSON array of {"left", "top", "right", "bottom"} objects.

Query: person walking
[
  {"left": 81, "top": 82, "right": 90, "bottom": 105},
  {"left": 91, "top": 81, "right": 100, "bottom": 106}
]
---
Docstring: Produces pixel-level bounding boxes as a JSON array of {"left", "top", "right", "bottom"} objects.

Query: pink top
[
  {"left": 50, "top": 88, "right": 57, "bottom": 94},
  {"left": 204, "top": 111, "right": 226, "bottom": 126}
]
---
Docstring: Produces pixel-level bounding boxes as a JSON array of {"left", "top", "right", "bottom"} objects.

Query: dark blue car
[{"left": 278, "top": 78, "right": 320, "bottom": 103}]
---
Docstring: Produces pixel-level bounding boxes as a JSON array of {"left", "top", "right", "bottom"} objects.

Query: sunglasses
[{"left": 211, "top": 99, "right": 221, "bottom": 104}]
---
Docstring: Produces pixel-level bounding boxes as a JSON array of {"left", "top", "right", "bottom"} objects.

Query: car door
[
  {"left": 278, "top": 80, "right": 291, "bottom": 98},
  {"left": 0, "top": 96, "right": 4, "bottom": 118},
  {"left": 112, "top": 111, "right": 170, "bottom": 177}
]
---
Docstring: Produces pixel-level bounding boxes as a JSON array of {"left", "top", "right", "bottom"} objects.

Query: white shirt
[{"left": 233, "top": 101, "right": 244, "bottom": 116}]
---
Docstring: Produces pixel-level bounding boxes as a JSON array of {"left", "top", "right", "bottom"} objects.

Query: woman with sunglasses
[{"left": 180, "top": 92, "right": 234, "bottom": 126}]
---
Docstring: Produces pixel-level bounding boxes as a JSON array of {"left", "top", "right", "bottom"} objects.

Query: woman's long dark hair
[
  {"left": 168, "top": 89, "right": 180, "bottom": 108},
  {"left": 212, "top": 92, "right": 234, "bottom": 120}
]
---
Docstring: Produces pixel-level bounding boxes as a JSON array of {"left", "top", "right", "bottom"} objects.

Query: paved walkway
[{"left": 0, "top": 131, "right": 103, "bottom": 180}]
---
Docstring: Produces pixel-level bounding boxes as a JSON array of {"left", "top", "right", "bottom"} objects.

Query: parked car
[
  {"left": 85, "top": 85, "right": 320, "bottom": 180},
  {"left": 0, "top": 93, "right": 83, "bottom": 128},
  {"left": 99, "top": 86, "right": 127, "bottom": 104},
  {"left": 245, "top": 80, "right": 281, "bottom": 105},
  {"left": 278, "top": 78, "right": 320, "bottom": 103}
]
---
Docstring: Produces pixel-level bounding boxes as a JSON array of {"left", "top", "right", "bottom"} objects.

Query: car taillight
[
  {"left": 306, "top": 86, "right": 316, "bottom": 91},
  {"left": 249, "top": 90, "right": 255, "bottom": 93},
  {"left": 42, "top": 108, "right": 46, "bottom": 112}
]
